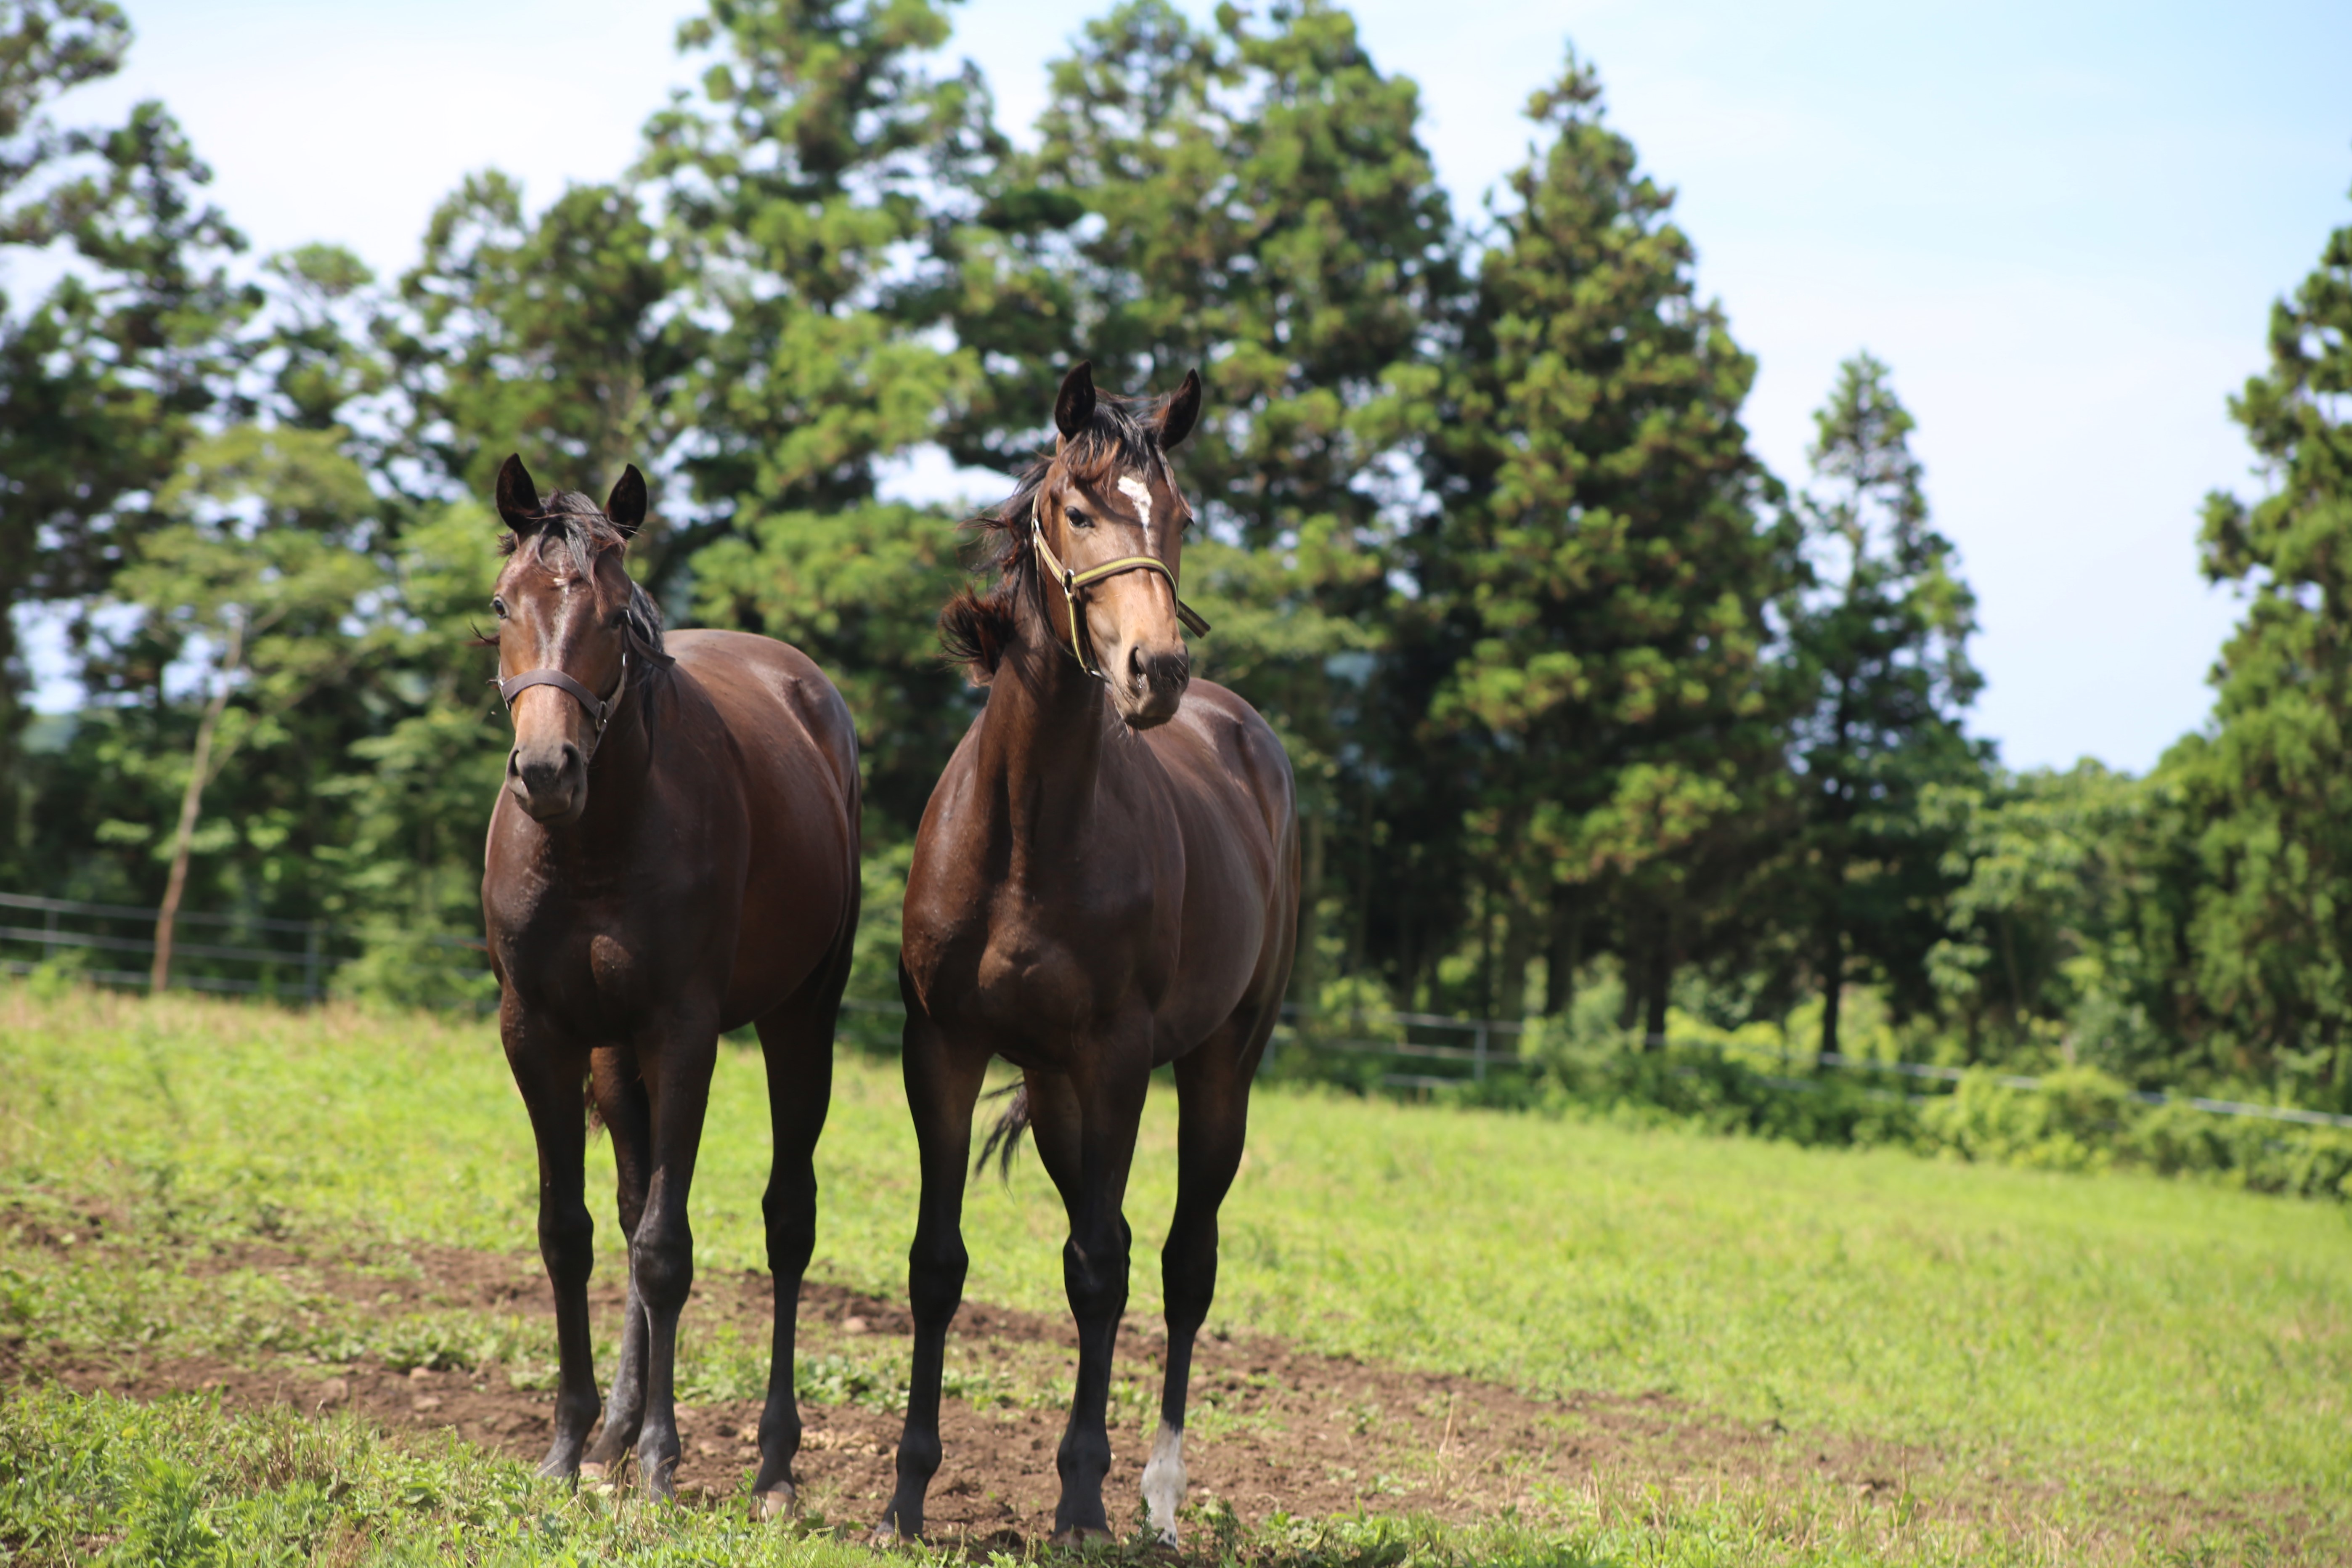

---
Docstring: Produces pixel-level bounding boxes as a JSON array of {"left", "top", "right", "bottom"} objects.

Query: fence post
[
  {"left": 1474, "top": 1022, "right": 1488, "bottom": 1082},
  {"left": 41, "top": 906, "right": 58, "bottom": 962},
  {"left": 304, "top": 920, "right": 323, "bottom": 1002}
]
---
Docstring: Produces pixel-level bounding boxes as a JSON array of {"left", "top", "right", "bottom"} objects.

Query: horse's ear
[
  {"left": 1055, "top": 360, "right": 1096, "bottom": 441},
  {"left": 1159, "top": 368, "right": 1202, "bottom": 450},
  {"left": 495, "top": 454, "right": 542, "bottom": 531},
  {"left": 605, "top": 464, "right": 647, "bottom": 537}
]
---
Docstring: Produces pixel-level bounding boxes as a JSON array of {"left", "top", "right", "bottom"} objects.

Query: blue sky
[{"left": 29, "top": 0, "right": 2352, "bottom": 772}]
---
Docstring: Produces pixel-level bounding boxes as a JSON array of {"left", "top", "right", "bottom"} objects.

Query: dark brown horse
[
  {"left": 480, "top": 456, "right": 859, "bottom": 1512},
  {"left": 881, "top": 365, "right": 1299, "bottom": 1546}
]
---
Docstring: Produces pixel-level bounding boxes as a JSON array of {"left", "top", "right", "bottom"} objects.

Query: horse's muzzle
[
  {"left": 1116, "top": 644, "right": 1190, "bottom": 730},
  {"left": 509, "top": 741, "right": 586, "bottom": 822}
]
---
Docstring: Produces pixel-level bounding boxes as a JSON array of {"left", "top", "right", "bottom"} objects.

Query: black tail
[{"left": 974, "top": 1081, "right": 1030, "bottom": 1181}]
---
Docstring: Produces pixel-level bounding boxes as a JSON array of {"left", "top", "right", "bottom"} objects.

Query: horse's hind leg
[
  {"left": 879, "top": 1011, "right": 989, "bottom": 1542},
  {"left": 501, "top": 1014, "right": 601, "bottom": 1479},
  {"left": 747, "top": 929, "right": 849, "bottom": 1519},
  {"left": 582, "top": 1045, "right": 652, "bottom": 1478},
  {"left": 1147, "top": 1012, "right": 1269, "bottom": 1546}
]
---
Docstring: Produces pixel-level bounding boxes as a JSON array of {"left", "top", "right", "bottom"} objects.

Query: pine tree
[
  {"left": 643, "top": 0, "right": 997, "bottom": 842},
  {"left": 389, "top": 174, "right": 691, "bottom": 541},
  {"left": 1789, "top": 353, "right": 1983, "bottom": 1058},
  {"left": 962, "top": 0, "right": 1460, "bottom": 1004},
  {"left": 1424, "top": 53, "right": 1790, "bottom": 1029},
  {"left": 0, "top": 1, "right": 256, "bottom": 882},
  {"left": 2171, "top": 183, "right": 2352, "bottom": 1106}
]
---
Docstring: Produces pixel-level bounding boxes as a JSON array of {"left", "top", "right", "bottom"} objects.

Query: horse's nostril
[{"left": 1128, "top": 645, "right": 1147, "bottom": 688}]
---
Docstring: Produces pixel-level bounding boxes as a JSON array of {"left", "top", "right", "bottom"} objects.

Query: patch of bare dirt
[{"left": 8, "top": 1226, "right": 2324, "bottom": 1555}]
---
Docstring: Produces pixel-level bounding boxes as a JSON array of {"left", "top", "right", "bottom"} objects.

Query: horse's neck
[
  {"left": 976, "top": 623, "right": 1111, "bottom": 882},
  {"left": 533, "top": 666, "right": 666, "bottom": 874}
]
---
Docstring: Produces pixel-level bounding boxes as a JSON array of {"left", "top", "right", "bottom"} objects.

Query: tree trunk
[
  {"left": 151, "top": 618, "right": 243, "bottom": 992},
  {"left": 1544, "top": 886, "right": 1582, "bottom": 1016},
  {"left": 1642, "top": 923, "right": 1671, "bottom": 1049},
  {"left": 1289, "top": 800, "right": 1326, "bottom": 1013},
  {"left": 1498, "top": 896, "right": 1541, "bottom": 1020},
  {"left": 1818, "top": 923, "right": 1844, "bottom": 1065}
]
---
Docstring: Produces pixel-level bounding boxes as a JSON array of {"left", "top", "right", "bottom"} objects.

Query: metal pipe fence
[
  {"left": 11, "top": 888, "right": 2349, "bottom": 1132},
  {"left": 0, "top": 891, "right": 480, "bottom": 1000},
  {"left": 1270, "top": 1006, "right": 2352, "bottom": 1132}
]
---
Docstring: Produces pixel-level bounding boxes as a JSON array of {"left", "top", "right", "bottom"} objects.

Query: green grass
[
  {"left": 0, "top": 1384, "right": 2127, "bottom": 1568},
  {"left": 4, "top": 983, "right": 2349, "bottom": 1563}
]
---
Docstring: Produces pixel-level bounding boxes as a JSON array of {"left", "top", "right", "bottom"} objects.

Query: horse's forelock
[{"left": 503, "top": 491, "right": 630, "bottom": 580}]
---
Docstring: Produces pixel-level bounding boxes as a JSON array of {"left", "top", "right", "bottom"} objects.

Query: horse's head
[
  {"left": 1031, "top": 361, "right": 1203, "bottom": 729},
  {"left": 488, "top": 454, "right": 665, "bottom": 824}
]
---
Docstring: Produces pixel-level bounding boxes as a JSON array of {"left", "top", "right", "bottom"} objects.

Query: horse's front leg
[
  {"left": 879, "top": 1013, "right": 989, "bottom": 1542},
  {"left": 1146, "top": 1017, "right": 1264, "bottom": 1545},
  {"left": 626, "top": 1022, "right": 720, "bottom": 1502},
  {"left": 1053, "top": 1031, "right": 1152, "bottom": 1544},
  {"left": 582, "top": 1044, "right": 652, "bottom": 1481},
  {"left": 502, "top": 1012, "right": 600, "bottom": 1479}
]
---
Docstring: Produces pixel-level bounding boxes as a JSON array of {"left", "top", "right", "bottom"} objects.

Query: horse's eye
[
  {"left": 1067, "top": 506, "right": 1092, "bottom": 529},
  {"left": 492, "top": 596, "right": 509, "bottom": 619}
]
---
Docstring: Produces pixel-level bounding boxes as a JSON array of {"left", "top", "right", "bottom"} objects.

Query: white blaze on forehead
[
  {"left": 1140, "top": 1422, "right": 1185, "bottom": 1546},
  {"left": 1116, "top": 474, "right": 1156, "bottom": 550}
]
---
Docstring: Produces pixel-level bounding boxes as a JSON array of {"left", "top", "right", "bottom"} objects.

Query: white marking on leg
[
  {"left": 1117, "top": 474, "right": 1156, "bottom": 552},
  {"left": 1141, "top": 1420, "right": 1185, "bottom": 1546}
]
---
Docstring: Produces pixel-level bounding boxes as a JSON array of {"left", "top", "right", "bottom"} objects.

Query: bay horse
[
  {"left": 480, "top": 456, "right": 859, "bottom": 1512},
  {"left": 881, "top": 364, "right": 1299, "bottom": 1546}
]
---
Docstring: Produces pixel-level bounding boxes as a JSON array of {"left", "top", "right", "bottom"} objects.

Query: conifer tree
[
  {"left": 2172, "top": 186, "right": 2352, "bottom": 1105},
  {"left": 0, "top": 1, "right": 255, "bottom": 882},
  {"left": 963, "top": 0, "right": 1460, "bottom": 1003},
  {"left": 1424, "top": 53, "right": 1790, "bottom": 1028},
  {"left": 390, "top": 175, "right": 690, "bottom": 536},
  {"left": 642, "top": 0, "right": 996, "bottom": 841},
  {"left": 1788, "top": 353, "right": 1983, "bottom": 1059}
]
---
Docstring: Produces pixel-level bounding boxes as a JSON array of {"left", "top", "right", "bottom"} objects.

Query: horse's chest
[
  {"left": 496, "top": 912, "right": 676, "bottom": 1027},
  {"left": 969, "top": 930, "right": 1092, "bottom": 1029}
]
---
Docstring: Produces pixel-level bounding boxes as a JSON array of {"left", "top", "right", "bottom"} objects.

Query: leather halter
[
  {"left": 494, "top": 653, "right": 629, "bottom": 763},
  {"left": 1030, "top": 488, "right": 1211, "bottom": 682}
]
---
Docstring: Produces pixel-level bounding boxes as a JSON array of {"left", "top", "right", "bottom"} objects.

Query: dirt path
[{"left": 16, "top": 1232, "right": 1957, "bottom": 1546}]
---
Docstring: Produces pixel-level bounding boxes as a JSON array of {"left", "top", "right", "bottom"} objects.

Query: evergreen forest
[{"left": 8, "top": 0, "right": 2352, "bottom": 1123}]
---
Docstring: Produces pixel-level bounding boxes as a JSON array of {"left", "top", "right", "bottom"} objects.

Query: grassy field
[{"left": 3, "top": 982, "right": 2347, "bottom": 1564}]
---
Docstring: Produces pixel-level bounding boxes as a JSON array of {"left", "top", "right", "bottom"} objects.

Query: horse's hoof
[
  {"left": 578, "top": 1460, "right": 620, "bottom": 1496},
  {"left": 753, "top": 1485, "right": 797, "bottom": 1522},
  {"left": 870, "top": 1523, "right": 909, "bottom": 1549},
  {"left": 1050, "top": 1524, "right": 1116, "bottom": 1548}
]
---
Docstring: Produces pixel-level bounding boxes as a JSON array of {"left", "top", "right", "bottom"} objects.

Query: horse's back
[
  {"left": 1147, "top": 679, "right": 1295, "bottom": 857},
  {"left": 1144, "top": 679, "right": 1299, "bottom": 1024},
  {"left": 668, "top": 629, "right": 858, "bottom": 805},
  {"left": 668, "top": 629, "right": 861, "bottom": 1019}
]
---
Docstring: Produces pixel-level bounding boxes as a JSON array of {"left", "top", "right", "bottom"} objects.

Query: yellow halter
[{"left": 1030, "top": 489, "right": 1212, "bottom": 680}]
